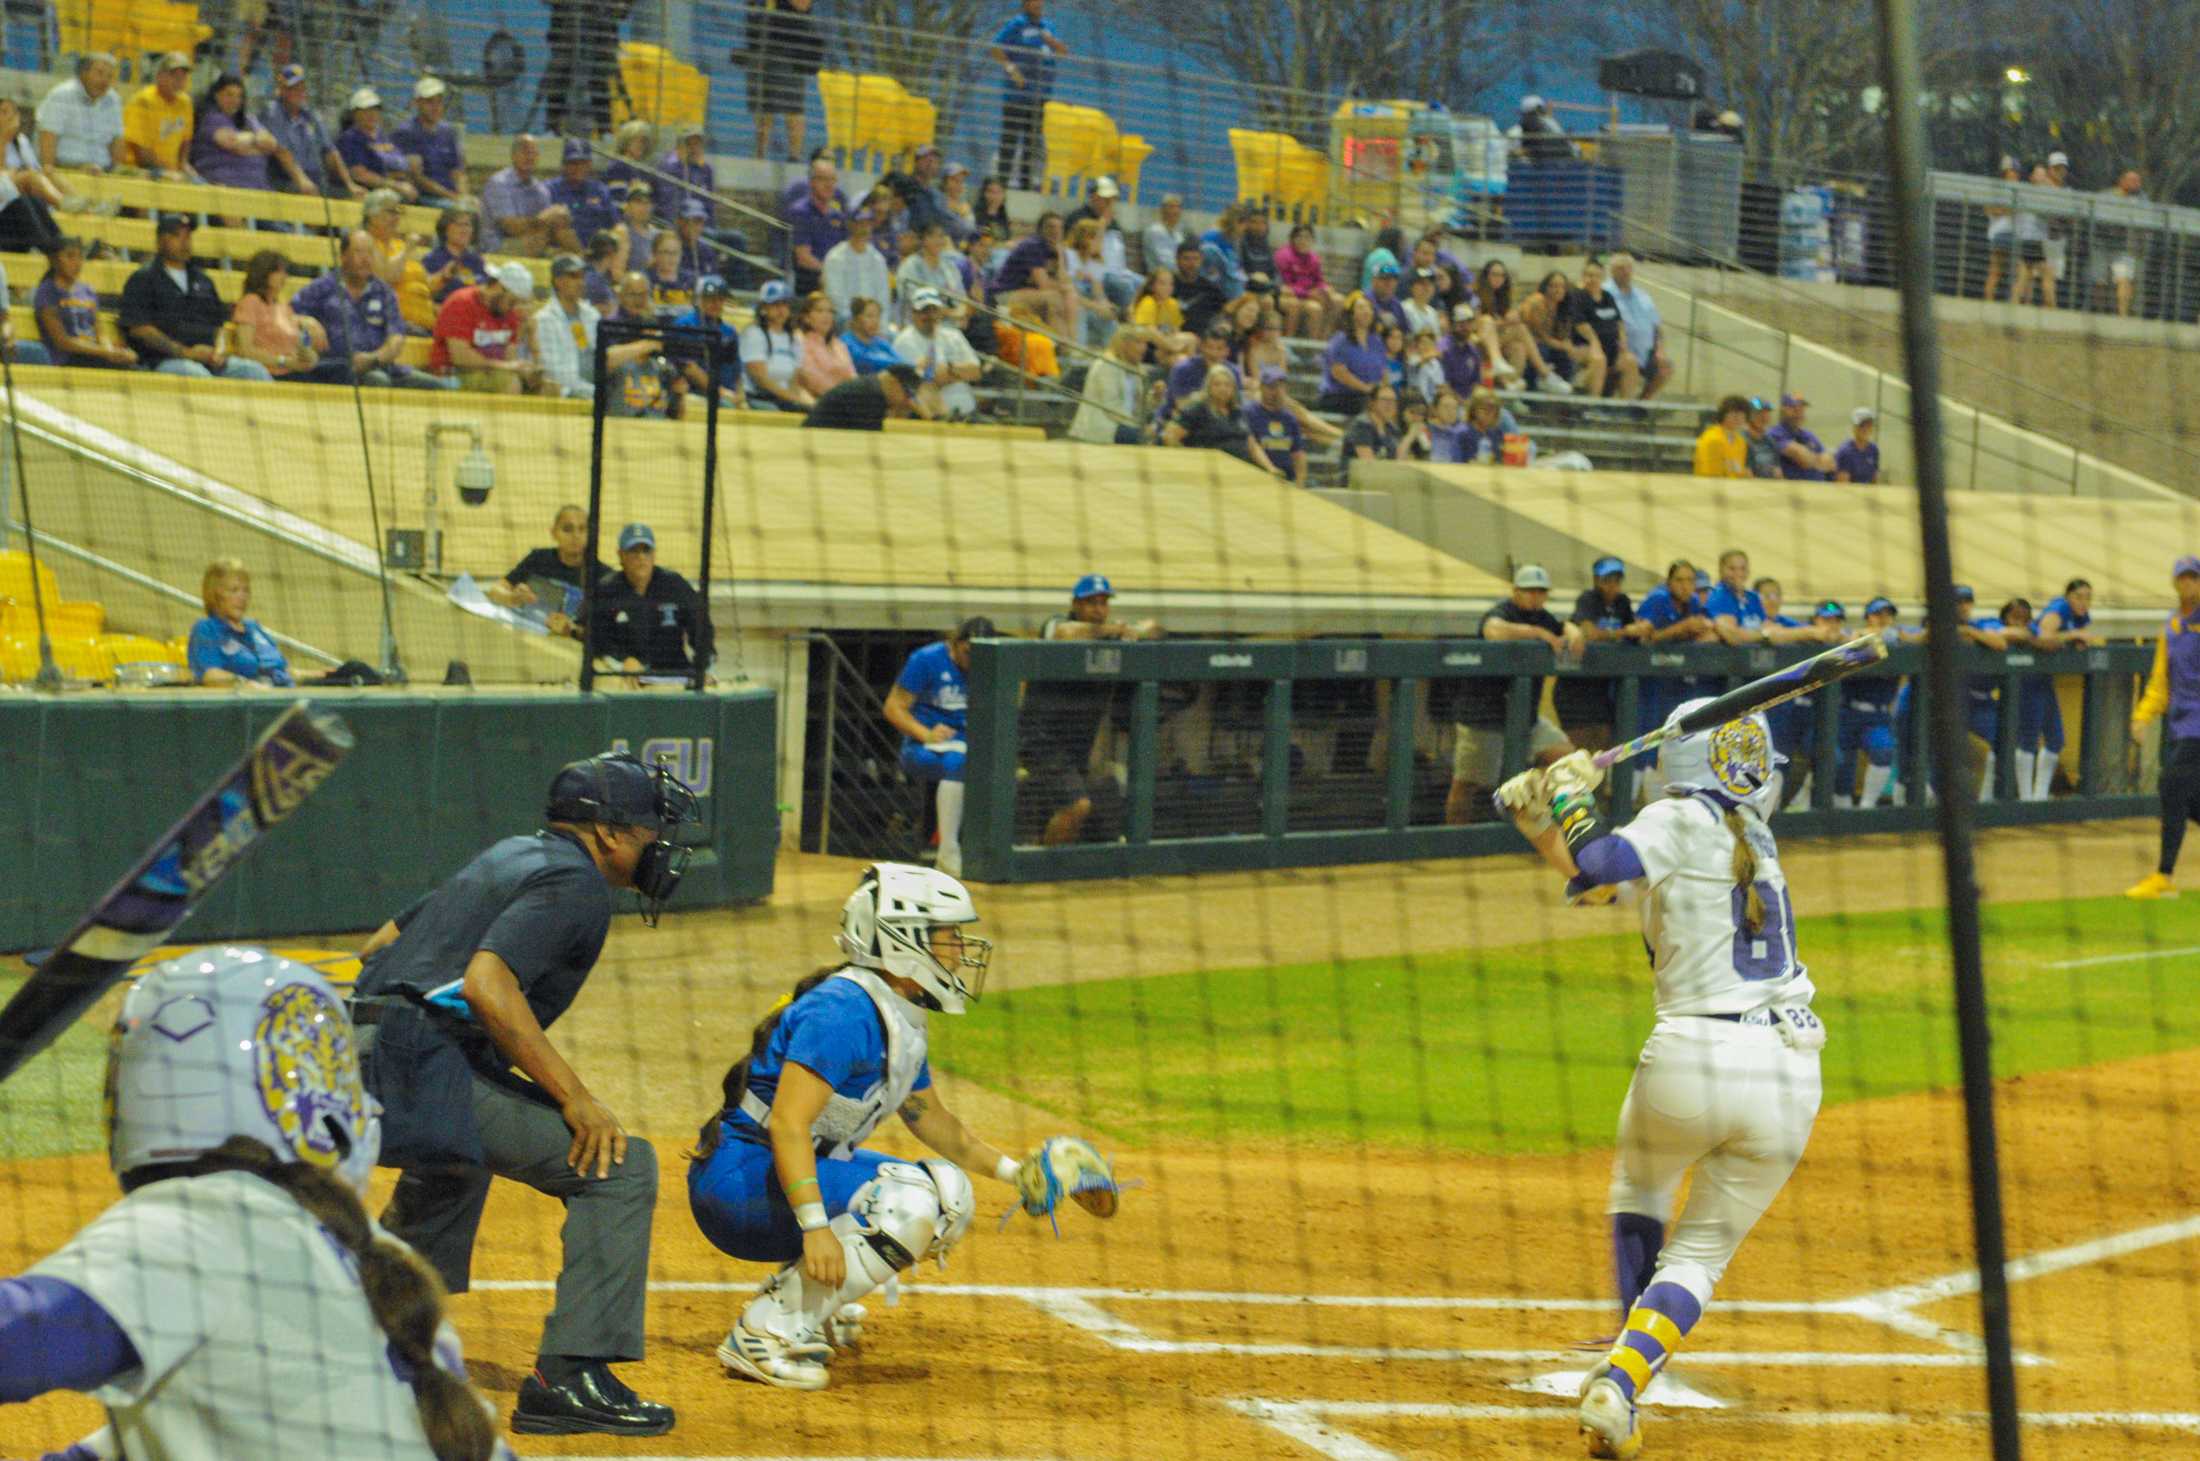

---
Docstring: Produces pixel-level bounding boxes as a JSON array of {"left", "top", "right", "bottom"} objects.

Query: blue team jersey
[
  {"left": 992, "top": 12, "right": 1060, "bottom": 95},
  {"left": 187, "top": 616, "right": 294, "bottom": 686},
  {"left": 1635, "top": 584, "right": 1704, "bottom": 631},
  {"left": 1966, "top": 615, "right": 2007, "bottom": 708},
  {"left": 895, "top": 640, "right": 969, "bottom": 737},
  {"left": 1702, "top": 583, "right": 1766, "bottom": 632},
  {"left": 1843, "top": 632, "right": 1905, "bottom": 712},
  {"left": 727, "top": 975, "right": 933, "bottom": 1148},
  {"left": 2034, "top": 595, "right": 2090, "bottom": 635}
]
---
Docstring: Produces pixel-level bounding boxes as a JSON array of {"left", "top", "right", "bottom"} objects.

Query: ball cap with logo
[
  {"left": 1513, "top": 564, "right": 1552, "bottom": 590},
  {"left": 1593, "top": 556, "right": 1625, "bottom": 580},
  {"left": 1073, "top": 573, "right": 1113, "bottom": 601},
  {"left": 618, "top": 522, "right": 655, "bottom": 552},
  {"left": 2175, "top": 555, "right": 2200, "bottom": 579}
]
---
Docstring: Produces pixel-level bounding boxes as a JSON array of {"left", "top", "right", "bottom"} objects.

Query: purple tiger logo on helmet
[{"left": 252, "top": 981, "right": 368, "bottom": 1170}]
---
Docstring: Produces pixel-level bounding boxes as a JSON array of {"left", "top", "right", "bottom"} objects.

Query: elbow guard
[{"left": 1551, "top": 782, "right": 1610, "bottom": 857}]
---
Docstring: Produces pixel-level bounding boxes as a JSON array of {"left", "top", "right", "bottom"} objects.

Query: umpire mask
[{"left": 545, "top": 752, "right": 700, "bottom": 925}]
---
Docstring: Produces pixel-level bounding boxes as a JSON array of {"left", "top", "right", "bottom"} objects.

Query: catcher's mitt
[{"left": 1012, "top": 1135, "right": 1122, "bottom": 1233}]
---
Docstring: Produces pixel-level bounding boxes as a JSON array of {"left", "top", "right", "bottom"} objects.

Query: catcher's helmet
[
  {"left": 107, "top": 946, "right": 381, "bottom": 1194},
  {"left": 837, "top": 862, "right": 991, "bottom": 1014}
]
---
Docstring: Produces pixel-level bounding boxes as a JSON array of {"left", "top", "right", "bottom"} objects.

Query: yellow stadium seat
[
  {"left": 1, "top": 549, "right": 106, "bottom": 636},
  {"left": 1111, "top": 134, "right": 1155, "bottom": 200},
  {"left": 1279, "top": 142, "right": 1330, "bottom": 223},
  {"left": 1042, "top": 103, "right": 1115, "bottom": 197},
  {"left": 612, "top": 42, "right": 710, "bottom": 134},
  {"left": 0, "top": 634, "right": 110, "bottom": 682},
  {"left": 816, "top": 71, "right": 859, "bottom": 157},
  {"left": 852, "top": 74, "right": 915, "bottom": 166},
  {"left": 101, "top": 633, "right": 186, "bottom": 669},
  {"left": 1229, "top": 128, "right": 1291, "bottom": 211},
  {"left": 55, "top": 0, "right": 211, "bottom": 63}
]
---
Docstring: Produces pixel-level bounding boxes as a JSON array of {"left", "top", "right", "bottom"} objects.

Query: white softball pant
[{"left": 1607, "top": 1015, "right": 1823, "bottom": 1308}]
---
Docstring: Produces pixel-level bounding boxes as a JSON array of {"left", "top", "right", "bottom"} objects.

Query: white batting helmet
[
  {"left": 107, "top": 946, "right": 381, "bottom": 1194},
  {"left": 1657, "top": 697, "right": 1783, "bottom": 814},
  {"left": 837, "top": 862, "right": 991, "bottom": 1014}
]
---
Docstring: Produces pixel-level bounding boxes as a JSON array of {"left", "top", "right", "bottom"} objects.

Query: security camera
[{"left": 455, "top": 446, "right": 495, "bottom": 506}]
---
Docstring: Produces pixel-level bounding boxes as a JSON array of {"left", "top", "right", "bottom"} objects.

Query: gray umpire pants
[{"left": 366, "top": 1031, "right": 658, "bottom": 1363}]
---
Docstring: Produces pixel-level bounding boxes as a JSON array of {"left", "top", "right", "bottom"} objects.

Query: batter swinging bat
[
  {"left": 1592, "top": 633, "right": 1890, "bottom": 771},
  {"left": 0, "top": 701, "right": 353, "bottom": 1083}
]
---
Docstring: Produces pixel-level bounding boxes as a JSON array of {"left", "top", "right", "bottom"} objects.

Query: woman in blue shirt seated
[
  {"left": 187, "top": 557, "right": 293, "bottom": 687},
  {"left": 421, "top": 207, "right": 488, "bottom": 304},
  {"left": 841, "top": 296, "right": 903, "bottom": 375}
]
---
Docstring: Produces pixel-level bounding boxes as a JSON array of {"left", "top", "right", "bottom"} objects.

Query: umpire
[
  {"left": 351, "top": 752, "right": 695, "bottom": 1436},
  {"left": 2128, "top": 556, "right": 2200, "bottom": 899}
]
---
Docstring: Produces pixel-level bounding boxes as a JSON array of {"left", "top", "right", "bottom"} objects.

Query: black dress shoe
[{"left": 511, "top": 1361, "right": 675, "bottom": 1436}]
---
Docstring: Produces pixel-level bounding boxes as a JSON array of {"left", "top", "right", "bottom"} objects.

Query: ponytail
[
  {"left": 192, "top": 1138, "right": 500, "bottom": 1461},
  {"left": 690, "top": 966, "right": 839, "bottom": 1160},
  {"left": 1724, "top": 808, "right": 1765, "bottom": 935}
]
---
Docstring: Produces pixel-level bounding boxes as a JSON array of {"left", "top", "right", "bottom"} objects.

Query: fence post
[
  {"left": 1385, "top": 677, "right": 1418, "bottom": 831},
  {"left": 1261, "top": 678, "right": 1292, "bottom": 839},
  {"left": 1126, "top": 679, "right": 1159, "bottom": 845},
  {"left": 959, "top": 639, "right": 1021, "bottom": 881}
]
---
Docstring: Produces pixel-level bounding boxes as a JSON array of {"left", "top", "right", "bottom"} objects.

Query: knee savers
[{"left": 841, "top": 1159, "right": 975, "bottom": 1274}]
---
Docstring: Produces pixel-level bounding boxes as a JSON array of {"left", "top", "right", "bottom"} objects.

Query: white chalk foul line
[
  {"left": 1224, "top": 1400, "right": 2200, "bottom": 1461},
  {"left": 2044, "top": 944, "right": 2200, "bottom": 970},
  {"left": 1856, "top": 1211, "right": 2200, "bottom": 1312}
]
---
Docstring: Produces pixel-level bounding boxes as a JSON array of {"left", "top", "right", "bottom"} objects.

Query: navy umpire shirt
[{"left": 354, "top": 829, "right": 612, "bottom": 1031}]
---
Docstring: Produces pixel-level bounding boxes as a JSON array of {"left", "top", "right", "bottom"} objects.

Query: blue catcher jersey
[{"left": 730, "top": 970, "right": 934, "bottom": 1160}]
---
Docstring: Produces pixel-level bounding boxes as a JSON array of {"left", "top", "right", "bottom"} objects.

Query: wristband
[
  {"left": 795, "top": 1201, "right": 829, "bottom": 1232},
  {"left": 995, "top": 1154, "right": 1021, "bottom": 1185},
  {"left": 787, "top": 1175, "right": 820, "bottom": 1193}
]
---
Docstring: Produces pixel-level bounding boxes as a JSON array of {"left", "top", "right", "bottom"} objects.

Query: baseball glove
[{"left": 1013, "top": 1135, "right": 1121, "bottom": 1232}]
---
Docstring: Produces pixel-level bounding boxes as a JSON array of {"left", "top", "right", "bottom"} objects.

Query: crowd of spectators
[{"left": 1693, "top": 392, "right": 1881, "bottom": 484}]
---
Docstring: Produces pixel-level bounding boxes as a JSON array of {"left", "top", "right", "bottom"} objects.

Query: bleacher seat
[
  {"left": 816, "top": 70, "right": 860, "bottom": 157},
  {"left": 612, "top": 42, "right": 710, "bottom": 134},
  {"left": 0, "top": 549, "right": 105, "bottom": 643},
  {"left": 1042, "top": 103, "right": 1118, "bottom": 198},
  {"left": 55, "top": 0, "right": 210, "bottom": 66},
  {"left": 58, "top": 169, "right": 441, "bottom": 239},
  {"left": 1111, "top": 134, "right": 1155, "bottom": 200}
]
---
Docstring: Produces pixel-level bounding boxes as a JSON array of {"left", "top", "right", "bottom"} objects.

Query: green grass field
[
  {"left": 4, "top": 895, "right": 2193, "bottom": 1165},
  {"left": 929, "top": 895, "right": 2200, "bottom": 1153}
]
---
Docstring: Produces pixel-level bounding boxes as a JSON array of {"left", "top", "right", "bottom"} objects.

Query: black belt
[{"left": 349, "top": 1000, "right": 388, "bottom": 1026}]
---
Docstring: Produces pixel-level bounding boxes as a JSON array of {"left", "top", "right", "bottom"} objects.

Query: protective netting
[{"left": 3, "top": 6, "right": 2200, "bottom": 1460}]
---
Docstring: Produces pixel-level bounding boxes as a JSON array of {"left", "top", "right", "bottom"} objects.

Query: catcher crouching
[{"left": 686, "top": 862, "right": 1121, "bottom": 1390}]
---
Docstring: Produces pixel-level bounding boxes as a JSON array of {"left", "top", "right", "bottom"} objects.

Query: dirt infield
[{"left": 5, "top": 820, "right": 2195, "bottom": 1458}]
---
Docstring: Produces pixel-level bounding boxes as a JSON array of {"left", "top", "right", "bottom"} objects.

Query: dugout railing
[{"left": 960, "top": 638, "right": 2154, "bottom": 883}]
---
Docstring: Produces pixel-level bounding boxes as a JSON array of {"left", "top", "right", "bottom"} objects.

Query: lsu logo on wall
[{"left": 609, "top": 737, "right": 715, "bottom": 798}]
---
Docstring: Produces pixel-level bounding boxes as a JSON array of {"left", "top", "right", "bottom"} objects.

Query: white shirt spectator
[
  {"left": 893, "top": 319, "right": 980, "bottom": 418},
  {"left": 1143, "top": 212, "right": 1189, "bottom": 275},
  {"left": 822, "top": 237, "right": 891, "bottom": 324},
  {"left": 740, "top": 320, "right": 801, "bottom": 394},
  {"left": 1069, "top": 352, "right": 1145, "bottom": 444},
  {"left": 532, "top": 292, "right": 599, "bottom": 397},
  {"left": 38, "top": 74, "right": 124, "bottom": 170},
  {"left": 1606, "top": 281, "right": 1660, "bottom": 364},
  {"left": 1400, "top": 298, "right": 1443, "bottom": 338},
  {"left": 895, "top": 252, "right": 963, "bottom": 323}
]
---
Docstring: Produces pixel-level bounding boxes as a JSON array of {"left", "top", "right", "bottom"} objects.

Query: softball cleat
[
  {"left": 1579, "top": 1367, "right": 1643, "bottom": 1459},
  {"left": 718, "top": 1318, "right": 831, "bottom": 1391},
  {"left": 2126, "top": 872, "right": 2177, "bottom": 900},
  {"left": 824, "top": 1302, "right": 867, "bottom": 1352}
]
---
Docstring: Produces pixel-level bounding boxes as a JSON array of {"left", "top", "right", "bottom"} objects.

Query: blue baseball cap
[
  {"left": 617, "top": 522, "right": 655, "bottom": 552},
  {"left": 1072, "top": 573, "right": 1113, "bottom": 601},
  {"left": 758, "top": 279, "right": 792, "bottom": 304},
  {"left": 2175, "top": 555, "right": 2200, "bottom": 579},
  {"left": 1865, "top": 596, "right": 1896, "bottom": 617},
  {"left": 1815, "top": 600, "right": 1846, "bottom": 619},
  {"left": 1592, "top": 555, "right": 1624, "bottom": 580},
  {"left": 1954, "top": 583, "right": 1974, "bottom": 602},
  {"left": 1374, "top": 261, "right": 1401, "bottom": 277}
]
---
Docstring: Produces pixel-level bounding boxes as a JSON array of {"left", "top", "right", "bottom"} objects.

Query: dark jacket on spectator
[
  {"left": 592, "top": 565, "right": 711, "bottom": 672},
  {"left": 802, "top": 374, "right": 896, "bottom": 430},
  {"left": 118, "top": 258, "right": 228, "bottom": 363}
]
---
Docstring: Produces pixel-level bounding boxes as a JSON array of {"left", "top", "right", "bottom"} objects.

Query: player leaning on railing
[
  {"left": 1496, "top": 710, "right": 1824, "bottom": 1459},
  {"left": 687, "top": 863, "right": 1122, "bottom": 1391}
]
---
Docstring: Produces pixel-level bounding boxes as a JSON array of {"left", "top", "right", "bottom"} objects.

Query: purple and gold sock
[{"left": 1600, "top": 1280, "right": 1703, "bottom": 1404}]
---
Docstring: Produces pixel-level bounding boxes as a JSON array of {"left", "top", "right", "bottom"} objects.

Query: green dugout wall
[{"left": 0, "top": 687, "right": 777, "bottom": 950}]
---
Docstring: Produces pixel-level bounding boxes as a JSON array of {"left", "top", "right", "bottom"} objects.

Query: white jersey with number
[
  {"left": 1615, "top": 793, "right": 1816, "bottom": 1020},
  {"left": 29, "top": 1169, "right": 511, "bottom": 1461}
]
